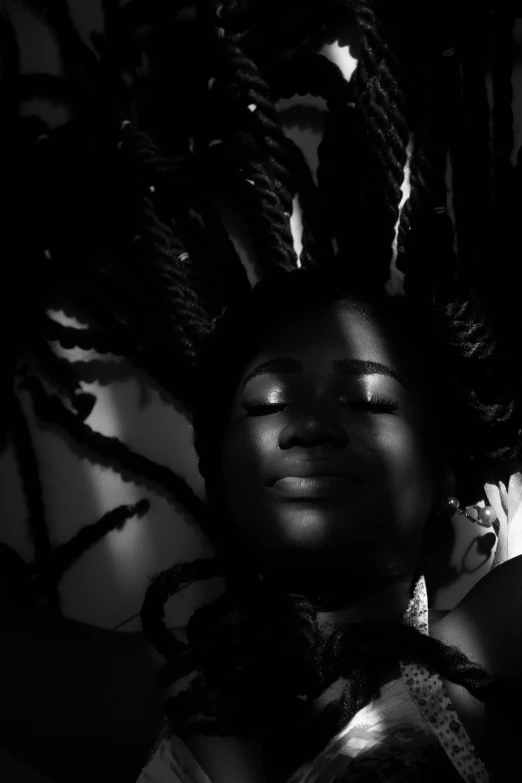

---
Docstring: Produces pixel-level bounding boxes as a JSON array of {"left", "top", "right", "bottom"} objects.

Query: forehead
[{"left": 243, "top": 306, "right": 401, "bottom": 375}]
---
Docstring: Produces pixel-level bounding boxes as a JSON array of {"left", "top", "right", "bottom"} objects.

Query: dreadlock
[
  {"left": 350, "top": 0, "right": 410, "bottom": 276},
  {"left": 141, "top": 265, "right": 522, "bottom": 779},
  {"left": 450, "top": 5, "right": 494, "bottom": 291},
  {"left": 480, "top": 4, "right": 517, "bottom": 356},
  {"left": 395, "top": 7, "right": 461, "bottom": 304},
  {"left": 9, "top": 385, "right": 60, "bottom": 612},
  {"left": 491, "top": 5, "right": 515, "bottom": 206},
  {"left": 196, "top": 1, "right": 346, "bottom": 274},
  {"left": 195, "top": 1, "right": 299, "bottom": 273},
  {"left": 28, "top": 500, "right": 150, "bottom": 598},
  {"left": 1, "top": 4, "right": 520, "bottom": 777},
  {"left": 24, "top": 374, "right": 209, "bottom": 529}
]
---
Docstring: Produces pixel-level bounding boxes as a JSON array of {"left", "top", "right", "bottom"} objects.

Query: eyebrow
[{"left": 241, "top": 357, "right": 406, "bottom": 390}]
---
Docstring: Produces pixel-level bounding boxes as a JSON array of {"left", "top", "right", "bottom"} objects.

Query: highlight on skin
[
  {"left": 140, "top": 266, "right": 521, "bottom": 779},
  {"left": 220, "top": 304, "right": 438, "bottom": 610}
]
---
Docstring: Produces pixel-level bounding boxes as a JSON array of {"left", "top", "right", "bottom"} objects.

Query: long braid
[
  {"left": 271, "top": 53, "right": 355, "bottom": 268},
  {"left": 91, "top": 230, "right": 204, "bottom": 374},
  {"left": 450, "top": 8, "right": 493, "bottom": 289},
  {"left": 119, "top": 122, "right": 250, "bottom": 309},
  {"left": 318, "top": 94, "right": 392, "bottom": 282},
  {"left": 292, "top": 618, "right": 513, "bottom": 770},
  {"left": 398, "top": 25, "right": 461, "bottom": 303},
  {"left": 203, "top": 5, "right": 344, "bottom": 271},
  {"left": 30, "top": 335, "right": 96, "bottom": 421},
  {"left": 242, "top": 87, "right": 330, "bottom": 271},
  {"left": 213, "top": 1, "right": 298, "bottom": 215},
  {"left": 40, "top": 309, "right": 196, "bottom": 415},
  {"left": 148, "top": 568, "right": 516, "bottom": 779},
  {"left": 183, "top": 194, "right": 252, "bottom": 298},
  {"left": 268, "top": 605, "right": 511, "bottom": 776},
  {"left": 136, "top": 196, "right": 211, "bottom": 345},
  {"left": 205, "top": 136, "right": 298, "bottom": 273},
  {"left": 316, "top": 94, "right": 363, "bottom": 258},
  {"left": 198, "top": 1, "right": 298, "bottom": 271},
  {"left": 303, "top": 2, "right": 409, "bottom": 283},
  {"left": 116, "top": 124, "right": 216, "bottom": 353},
  {"left": 270, "top": 50, "right": 352, "bottom": 108},
  {"left": 24, "top": 374, "right": 209, "bottom": 529},
  {"left": 280, "top": 134, "right": 336, "bottom": 270},
  {"left": 54, "top": 278, "right": 199, "bottom": 408},
  {"left": 483, "top": 7, "right": 516, "bottom": 348},
  {"left": 21, "top": 74, "right": 217, "bottom": 396},
  {"left": 436, "top": 299, "right": 522, "bottom": 470},
  {"left": 491, "top": 6, "right": 515, "bottom": 207},
  {"left": 3, "top": 9, "right": 521, "bottom": 776},
  {"left": 28, "top": 500, "right": 150, "bottom": 597},
  {"left": 140, "top": 558, "right": 228, "bottom": 698},
  {"left": 0, "top": 2, "right": 298, "bottom": 610},
  {"left": 9, "top": 387, "right": 61, "bottom": 613},
  {"left": 24, "top": 118, "right": 202, "bottom": 383},
  {"left": 41, "top": 316, "right": 134, "bottom": 357},
  {"left": 350, "top": 0, "right": 410, "bottom": 273},
  {"left": 149, "top": 564, "right": 328, "bottom": 737},
  {"left": 266, "top": 36, "right": 384, "bottom": 274}
]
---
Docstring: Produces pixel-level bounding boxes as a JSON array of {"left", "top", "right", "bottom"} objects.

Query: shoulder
[
  {"left": 432, "top": 554, "right": 522, "bottom": 686},
  {"left": 430, "top": 556, "right": 522, "bottom": 779}
]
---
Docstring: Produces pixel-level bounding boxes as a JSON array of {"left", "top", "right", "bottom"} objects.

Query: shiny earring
[{"left": 445, "top": 496, "right": 497, "bottom": 529}]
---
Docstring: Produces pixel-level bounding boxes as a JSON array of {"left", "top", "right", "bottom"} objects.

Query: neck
[
  {"left": 260, "top": 574, "right": 415, "bottom": 780},
  {"left": 316, "top": 572, "right": 415, "bottom": 633}
]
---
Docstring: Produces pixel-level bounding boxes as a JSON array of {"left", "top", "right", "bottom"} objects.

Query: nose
[{"left": 279, "top": 406, "right": 348, "bottom": 450}]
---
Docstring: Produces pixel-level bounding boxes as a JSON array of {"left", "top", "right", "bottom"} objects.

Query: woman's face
[{"left": 219, "top": 304, "right": 441, "bottom": 597}]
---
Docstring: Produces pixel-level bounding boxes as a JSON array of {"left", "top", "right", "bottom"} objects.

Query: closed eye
[
  {"left": 241, "top": 399, "right": 289, "bottom": 416},
  {"left": 240, "top": 395, "right": 399, "bottom": 416},
  {"left": 343, "top": 395, "right": 399, "bottom": 413}
]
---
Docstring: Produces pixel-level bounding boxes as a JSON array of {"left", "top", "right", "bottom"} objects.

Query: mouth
[{"left": 267, "top": 475, "right": 361, "bottom": 500}]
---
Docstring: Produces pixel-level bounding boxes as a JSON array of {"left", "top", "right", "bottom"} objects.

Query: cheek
[
  {"left": 217, "top": 415, "right": 437, "bottom": 570},
  {"left": 369, "top": 419, "right": 437, "bottom": 534},
  {"left": 220, "top": 423, "right": 273, "bottom": 515}
]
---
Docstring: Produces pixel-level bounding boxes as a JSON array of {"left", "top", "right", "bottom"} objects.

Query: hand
[{"left": 484, "top": 471, "right": 522, "bottom": 567}]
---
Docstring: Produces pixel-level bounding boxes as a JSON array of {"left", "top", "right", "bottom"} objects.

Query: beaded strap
[
  {"left": 401, "top": 572, "right": 489, "bottom": 781},
  {"left": 400, "top": 662, "right": 489, "bottom": 782}
]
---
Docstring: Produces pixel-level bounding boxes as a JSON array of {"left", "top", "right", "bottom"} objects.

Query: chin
[{"left": 259, "top": 507, "right": 381, "bottom": 552}]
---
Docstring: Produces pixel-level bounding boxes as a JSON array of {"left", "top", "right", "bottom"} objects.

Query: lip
[
  {"left": 267, "top": 460, "right": 362, "bottom": 487},
  {"left": 268, "top": 476, "right": 360, "bottom": 499}
]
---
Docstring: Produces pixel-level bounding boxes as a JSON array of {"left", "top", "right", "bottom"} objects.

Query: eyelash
[{"left": 241, "top": 395, "right": 399, "bottom": 415}]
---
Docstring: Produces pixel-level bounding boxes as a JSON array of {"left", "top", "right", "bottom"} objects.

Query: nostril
[{"left": 280, "top": 416, "right": 349, "bottom": 450}]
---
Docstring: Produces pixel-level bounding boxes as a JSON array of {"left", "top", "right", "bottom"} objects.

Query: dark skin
[
  {"left": 221, "top": 304, "right": 443, "bottom": 618},
  {"left": 184, "top": 304, "right": 522, "bottom": 782}
]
